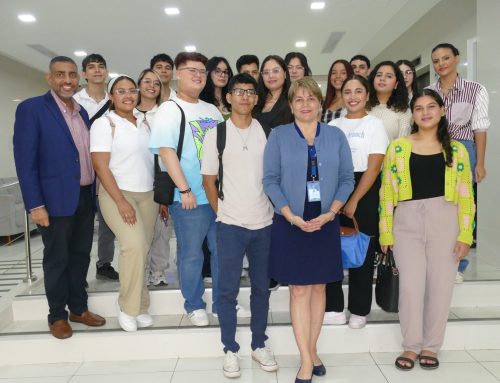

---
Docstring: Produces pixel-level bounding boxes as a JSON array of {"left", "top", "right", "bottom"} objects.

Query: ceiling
[{"left": 0, "top": 0, "right": 441, "bottom": 79}]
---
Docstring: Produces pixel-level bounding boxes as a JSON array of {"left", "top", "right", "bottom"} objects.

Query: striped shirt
[{"left": 427, "top": 76, "right": 490, "bottom": 141}]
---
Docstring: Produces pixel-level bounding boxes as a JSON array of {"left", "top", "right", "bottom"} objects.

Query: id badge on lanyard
[{"left": 307, "top": 145, "right": 321, "bottom": 202}]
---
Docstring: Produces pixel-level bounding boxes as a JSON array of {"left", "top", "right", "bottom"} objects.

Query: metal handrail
[{"left": 0, "top": 180, "right": 37, "bottom": 283}]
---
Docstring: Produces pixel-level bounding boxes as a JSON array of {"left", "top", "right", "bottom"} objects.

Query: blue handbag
[{"left": 340, "top": 216, "right": 370, "bottom": 269}]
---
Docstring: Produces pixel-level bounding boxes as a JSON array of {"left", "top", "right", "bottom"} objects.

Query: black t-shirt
[{"left": 410, "top": 152, "right": 445, "bottom": 200}]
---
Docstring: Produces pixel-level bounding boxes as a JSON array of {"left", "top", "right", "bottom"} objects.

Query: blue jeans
[
  {"left": 457, "top": 139, "right": 477, "bottom": 181},
  {"left": 169, "top": 202, "right": 218, "bottom": 313},
  {"left": 217, "top": 223, "right": 271, "bottom": 353}
]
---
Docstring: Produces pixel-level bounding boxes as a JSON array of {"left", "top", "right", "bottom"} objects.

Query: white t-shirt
[
  {"left": 90, "top": 111, "right": 154, "bottom": 192},
  {"left": 149, "top": 96, "right": 223, "bottom": 205},
  {"left": 330, "top": 114, "right": 389, "bottom": 172},
  {"left": 201, "top": 118, "right": 273, "bottom": 229},
  {"left": 73, "top": 88, "right": 109, "bottom": 119},
  {"left": 368, "top": 104, "right": 411, "bottom": 141}
]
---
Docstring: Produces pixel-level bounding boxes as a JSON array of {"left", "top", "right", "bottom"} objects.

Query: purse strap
[
  {"left": 154, "top": 100, "right": 186, "bottom": 174},
  {"left": 339, "top": 214, "right": 360, "bottom": 236}
]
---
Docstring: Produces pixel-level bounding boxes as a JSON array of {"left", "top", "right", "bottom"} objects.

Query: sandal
[
  {"left": 395, "top": 355, "right": 417, "bottom": 371},
  {"left": 419, "top": 355, "right": 440, "bottom": 370}
]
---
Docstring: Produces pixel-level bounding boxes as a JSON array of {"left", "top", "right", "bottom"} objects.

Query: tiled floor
[{"left": 1, "top": 351, "right": 500, "bottom": 382}]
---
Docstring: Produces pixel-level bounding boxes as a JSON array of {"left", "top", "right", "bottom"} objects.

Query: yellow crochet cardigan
[{"left": 379, "top": 137, "right": 475, "bottom": 246}]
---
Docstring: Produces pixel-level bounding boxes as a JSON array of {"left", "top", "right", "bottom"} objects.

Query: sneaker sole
[
  {"left": 223, "top": 369, "right": 241, "bottom": 378},
  {"left": 137, "top": 321, "right": 153, "bottom": 328},
  {"left": 251, "top": 356, "right": 279, "bottom": 372},
  {"left": 96, "top": 274, "right": 119, "bottom": 281},
  {"left": 323, "top": 320, "right": 347, "bottom": 325}
]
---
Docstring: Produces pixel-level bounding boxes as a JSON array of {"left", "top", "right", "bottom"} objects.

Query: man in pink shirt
[{"left": 13, "top": 56, "right": 106, "bottom": 339}]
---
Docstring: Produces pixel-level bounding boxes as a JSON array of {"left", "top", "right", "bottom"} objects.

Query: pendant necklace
[{"left": 236, "top": 125, "right": 252, "bottom": 151}]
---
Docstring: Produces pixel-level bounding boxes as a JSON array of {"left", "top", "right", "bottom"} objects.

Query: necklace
[{"left": 235, "top": 125, "right": 252, "bottom": 151}]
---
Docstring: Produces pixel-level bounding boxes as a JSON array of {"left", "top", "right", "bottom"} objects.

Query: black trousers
[
  {"left": 325, "top": 171, "right": 380, "bottom": 316},
  {"left": 39, "top": 186, "right": 94, "bottom": 324}
]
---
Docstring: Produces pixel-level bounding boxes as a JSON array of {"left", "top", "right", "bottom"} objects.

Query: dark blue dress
[{"left": 268, "top": 124, "right": 343, "bottom": 285}]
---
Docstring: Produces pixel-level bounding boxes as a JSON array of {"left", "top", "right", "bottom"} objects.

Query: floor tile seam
[{"left": 478, "top": 360, "right": 500, "bottom": 381}]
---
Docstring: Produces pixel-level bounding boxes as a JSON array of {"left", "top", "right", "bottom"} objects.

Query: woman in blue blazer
[{"left": 263, "top": 77, "right": 354, "bottom": 382}]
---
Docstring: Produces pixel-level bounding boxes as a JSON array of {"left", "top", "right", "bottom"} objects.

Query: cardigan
[
  {"left": 379, "top": 137, "right": 475, "bottom": 246},
  {"left": 263, "top": 122, "right": 354, "bottom": 218}
]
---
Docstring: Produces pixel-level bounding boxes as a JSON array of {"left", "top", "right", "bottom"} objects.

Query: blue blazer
[
  {"left": 263, "top": 122, "right": 354, "bottom": 218},
  {"left": 13, "top": 91, "right": 92, "bottom": 216}
]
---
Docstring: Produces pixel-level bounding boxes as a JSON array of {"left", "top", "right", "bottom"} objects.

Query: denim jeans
[
  {"left": 217, "top": 222, "right": 271, "bottom": 353},
  {"left": 169, "top": 202, "right": 218, "bottom": 313}
]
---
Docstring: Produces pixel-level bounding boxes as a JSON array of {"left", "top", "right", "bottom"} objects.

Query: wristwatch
[{"left": 179, "top": 187, "right": 191, "bottom": 194}]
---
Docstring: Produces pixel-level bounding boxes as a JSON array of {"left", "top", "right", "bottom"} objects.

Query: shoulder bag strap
[
  {"left": 216, "top": 121, "right": 227, "bottom": 200},
  {"left": 154, "top": 99, "right": 186, "bottom": 174},
  {"left": 89, "top": 99, "right": 112, "bottom": 125}
]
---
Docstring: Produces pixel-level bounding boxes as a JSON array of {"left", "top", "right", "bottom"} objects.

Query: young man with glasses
[
  {"left": 74, "top": 54, "right": 118, "bottom": 282},
  {"left": 149, "top": 52, "right": 223, "bottom": 326},
  {"left": 150, "top": 53, "right": 176, "bottom": 102},
  {"left": 201, "top": 73, "right": 278, "bottom": 378}
]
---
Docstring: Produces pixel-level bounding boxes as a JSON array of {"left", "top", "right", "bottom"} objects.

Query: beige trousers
[
  {"left": 393, "top": 196, "right": 459, "bottom": 354},
  {"left": 99, "top": 188, "right": 158, "bottom": 316}
]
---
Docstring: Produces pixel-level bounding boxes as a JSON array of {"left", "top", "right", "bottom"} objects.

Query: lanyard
[{"left": 309, "top": 145, "right": 318, "bottom": 181}]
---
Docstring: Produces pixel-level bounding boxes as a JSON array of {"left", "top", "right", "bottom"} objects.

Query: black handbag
[
  {"left": 153, "top": 100, "right": 186, "bottom": 205},
  {"left": 375, "top": 249, "right": 399, "bottom": 313}
]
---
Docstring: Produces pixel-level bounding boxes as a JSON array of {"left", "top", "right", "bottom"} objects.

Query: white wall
[
  {"left": 476, "top": 0, "right": 500, "bottom": 263},
  {"left": 373, "top": 0, "right": 476, "bottom": 81},
  {"left": 0, "top": 54, "right": 48, "bottom": 177}
]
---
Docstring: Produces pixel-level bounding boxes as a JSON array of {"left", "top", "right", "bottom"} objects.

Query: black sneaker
[
  {"left": 96, "top": 263, "right": 119, "bottom": 281},
  {"left": 268, "top": 279, "right": 281, "bottom": 291}
]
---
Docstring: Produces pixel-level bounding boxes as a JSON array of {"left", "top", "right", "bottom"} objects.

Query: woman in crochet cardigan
[{"left": 379, "top": 89, "right": 475, "bottom": 371}]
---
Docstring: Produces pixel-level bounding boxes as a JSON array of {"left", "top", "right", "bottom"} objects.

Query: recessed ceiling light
[
  {"left": 185, "top": 45, "right": 196, "bottom": 52},
  {"left": 109, "top": 73, "right": 119, "bottom": 78},
  {"left": 18, "top": 14, "right": 36, "bottom": 23},
  {"left": 295, "top": 41, "right": 307, "bottom": 48},
  {"left": 165, "top": 7, "right": 180, "bottom": 15},
  {"left": 74, "top": 51, "right": 87, "bottom": 57},
  {"left": 310, "top": 2, "right": 325, "bottom": 10},
  {"left": 12, "top": 99, "right": 22, "bottom": 102}
]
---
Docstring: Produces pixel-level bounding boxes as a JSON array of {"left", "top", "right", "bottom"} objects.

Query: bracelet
[
  {"left": 329, "top": 208, "right": 338, "bottom": 221},
  {"left": 179, "top": 187, "right": 191, "bottom": 194}
]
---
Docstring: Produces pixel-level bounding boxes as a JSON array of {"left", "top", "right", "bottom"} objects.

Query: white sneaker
[
  {"left": 223, "top": 351, "right": 241, "bottom": 378},
  {"left": 117, "top": 306, "right": 137, "bottom": 332},
  {"left": 348, "top": 314, "right": 367, "bottom": 329},
  {"left": 236, "top": 304, "right": 251, "bottom": 318},
  {"left": 136, "top": 313, "right": 154, "bottom": 328},
  {"left": 251, "top": 347, "right": 279, "bottom": 372},
  {"left": 455, "top": 271, "right": 464, "bottom": 284},
  {"left": 323, "top": 310, "right": 347, "bottom": 325},
  {"left": 188, "top": 309, "right": 209, "bottom": 326}
]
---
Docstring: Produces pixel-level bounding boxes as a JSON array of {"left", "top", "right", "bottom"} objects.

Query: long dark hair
[
  {"left": 284, "top": 52, "right": 312, "bottom": 76},
  {"left": 410, "top": 89, "right": 453, "bottom": 167},
  {"left": 368, "top": 61, "right": 408, "bottom": 112},
  {"left": 255, "top": 55, "right": 291, "bottom": 112},
  {"left": 395, "top": 59, "right": 419, "bottom": 96},
  {"left": 322, "top": 59, "right": 354, "bottom": 112},
  {"left": 199, "top": 56, "right": 233, "bottom": 110}
]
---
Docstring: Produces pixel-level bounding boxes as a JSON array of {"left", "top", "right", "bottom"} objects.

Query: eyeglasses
[
  {"left": 141, "top": 79, "right": 161, "bottom": 87},
  {"left": 178, "top": 67, "right": 208, "bottom": 76},
  {"left": 401, "top": 70, "right": 414, "bottom": 77},
  {"left": 261, "top": 67, "right": 283, "bottom": 77},
  {"left": 287, "top": 65, "right": 304, "bottom": 72},
  {"left": 113, "top": 88, "right": 139, "bottom": 96},
  {"left": 231, "top": 88, "right": 257, "bottom": 97},
  {"left": 213, "top": 68, "right": 229, "bottom": 77}
]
